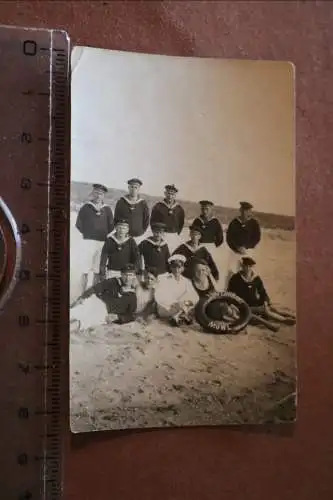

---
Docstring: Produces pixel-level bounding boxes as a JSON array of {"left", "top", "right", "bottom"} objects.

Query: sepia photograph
[{"left": 70, "top": 47, "right": 296, "bottom": 432}]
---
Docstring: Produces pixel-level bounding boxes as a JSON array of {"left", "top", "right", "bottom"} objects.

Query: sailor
[
  {"left": 135, "top": 267, "right": 159, "bottom": 320},
  {"left": 75, "top": 183, "right": 114, "bottom": 293},
  {"left": 173, "top": 224, "right": 219, "bottom": 281},
  {"left": 154, "top": 254, "right": 198, "bottom": 326},
  {"left": 138, "top": 222, "right": 170, "bottom": 276},
  {"left": 99, "top": 219, "right": 140, "bottom": 279},
  {"left": 114, "top": 178, "right": 150, "bottom": 243},
  {"left": 70, "top": 264, "right": 138, "bottom": 327},
  {"left": 150, "top": 184, "right": 185, "bottom": 253},
  {"left": 192, "top": 200, "right": 224, "bottom": 248},
  {"left": 227, "top": 257, "right": 296, "bottom": 325},
  {"left": 225, "top": 201, "right": 261, "bottom": 286}
]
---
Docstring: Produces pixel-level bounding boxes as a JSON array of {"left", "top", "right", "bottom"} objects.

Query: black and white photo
[{"left": 70, "top": 47, "right": 296, "bottom": 432}]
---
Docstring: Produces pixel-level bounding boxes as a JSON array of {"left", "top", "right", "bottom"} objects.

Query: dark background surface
[{"left": 1, "top": 1, "right": 333, "bottom": 499}]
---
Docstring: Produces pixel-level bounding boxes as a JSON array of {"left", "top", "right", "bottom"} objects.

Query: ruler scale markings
[{"left": 0, "top": 27, "right": 69, "bottom": 499}]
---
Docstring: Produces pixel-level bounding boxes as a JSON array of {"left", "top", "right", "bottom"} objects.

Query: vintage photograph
[{"left": 70, "top": 47, "right": 296, "bottom": 432}]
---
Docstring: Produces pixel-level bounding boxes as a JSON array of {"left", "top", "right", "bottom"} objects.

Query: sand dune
[{"left": 70, "top": 211, "right": 296, "bottom": 432}]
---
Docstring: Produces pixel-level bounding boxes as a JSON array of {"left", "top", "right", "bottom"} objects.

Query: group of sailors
[{"left": 71, "top": 179, "right": 295, "bottom": 330}]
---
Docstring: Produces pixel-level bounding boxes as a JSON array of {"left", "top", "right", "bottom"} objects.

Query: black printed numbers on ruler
[{"left": 5, "top": 29, "right": 70, "bottom": 500}]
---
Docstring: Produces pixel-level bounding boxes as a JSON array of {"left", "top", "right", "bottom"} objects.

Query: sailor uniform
[
  {"left": 85, "top": 277, "right": 137, "bottom": 322},
  {"left": 100, "top": 234, "right": 140, "bottom": 277},
  {"left": 173, "top": 242, "right": 219, "bottom": 281},
  {"left": 75, "top": 202, "right": 114, "bottom": 274},
  {"left": 76, "top": 202, "right": 114, "bottom": 241},
  {"left": 224, "top": 217, "right": 261, "bottom": 285},
  {"left": 192, "top": 216, "right": 224, "bottom": 247},
  {"left": 226, "top": 217, "right": 261, "bottom": 253},
  {"left": 154, "top": 273, "right": 198, "bottom": 319},
  {"left": 150, "top": 201, "right": 185, "bottom": 252},
  {"left": 138, "top": 237, "right": 170, "bottom": 276},
  {"left": 114, "top": 196, "right": 150, "bottom": 239},
  {"left": 227, "top": 271, "right": 269, "bottom": 308}
]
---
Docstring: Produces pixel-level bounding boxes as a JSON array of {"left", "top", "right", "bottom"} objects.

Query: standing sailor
[
  {"left": 150, "top": 184, "right": 185, "bottom": 253},
  {"left": 225, "top": 201, "right": 261, "bottom": 286},
  {"left": 138, "top": 222, "right": 170, "bottom": 276},
  {"left": 75, "top": 183, "right": 114, "bottom": 294},
  {"left": 114, "top": 178, "right": 150, "bottom": 244},
  {"left": 192, "top": 200, "right": 224, "bottom": 248}
]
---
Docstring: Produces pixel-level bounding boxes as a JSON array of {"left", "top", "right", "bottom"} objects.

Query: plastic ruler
[{"left": 0, "top": 25, "right": 70, "bottom": 499}]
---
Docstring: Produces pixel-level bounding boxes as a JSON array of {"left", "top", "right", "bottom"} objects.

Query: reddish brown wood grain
[{"left": 0, "top": 1, "right": 332, "bottom": 499}]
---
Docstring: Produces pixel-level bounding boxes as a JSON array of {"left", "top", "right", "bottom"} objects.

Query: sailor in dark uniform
[
  {"left": 228, "top": 257, "right": 296, "bottom": 325},
  {"left": 192, "top": 200, "right": 224, "bottom": 248},
  {"left": 150, "top": 184, "right": 185, "bottom": 253},
  {"left": 114, "top": 178, "right": 150, "bottom": 244},
  {"left": 138, "top": 222, "right": 170, "bottom": 276},
  {"left": 225, "top": 201, "right": 261, "bottom": 286},
  {"left": 99, "top": 219, "right": 140, "bottom": 279},
  {"left": 173, "top": 224, "right": 219, "bottom": 281},
  {"left": 71, "top": 264, "right": 138, "bottom": 326},
  {"left": 75, "top": 183, "right": 114, "bottom": 293}
]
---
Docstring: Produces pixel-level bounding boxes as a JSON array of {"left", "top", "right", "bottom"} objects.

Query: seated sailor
[
  {"left": 191, "top": 258, "right": 218, "bottom": 299},
  {"left": 70, "top": 264, "right": 138, "bottom": 327},
  {"left": 154, "top": 254, "right": 198, "bottom": 326},
  {"left": 99, "top": 219, "right": 140, "bottom": 279},
  {"left": 138, "top": 222, "right": 170, "bottom": 276},
  {"left": 173, "top": 224, "right": 219, "bottom": 281},
  {"left": 227, "top": 257, "right": 296, "bottom": 325}
]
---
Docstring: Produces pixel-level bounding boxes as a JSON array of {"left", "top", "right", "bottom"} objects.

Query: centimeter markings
[
  {"left": 44, "top": 41, "right": 68, "bottom": 499},
  {"left": 14, "top": 32, "right": 69, "bottom": 500}
]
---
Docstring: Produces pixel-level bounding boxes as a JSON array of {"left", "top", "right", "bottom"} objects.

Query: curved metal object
[{"left": 0, "top": 197, "right": 21, "bottom": 312}]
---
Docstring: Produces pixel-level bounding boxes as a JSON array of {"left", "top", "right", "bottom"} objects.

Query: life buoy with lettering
[{"left": 194, "top": 291, "right": 251, "bottom": 334}]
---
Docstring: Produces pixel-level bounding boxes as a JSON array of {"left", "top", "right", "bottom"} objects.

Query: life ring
[
  {"left": 194, "top": 291, "right": 251, "bottom": 334},
  {"left": 0, "top": 197, "right": 21, "bottom": 311}
]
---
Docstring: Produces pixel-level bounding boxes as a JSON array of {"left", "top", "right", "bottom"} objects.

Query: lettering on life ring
[{"left": 194, "top": 291, "right": 251, "bottom": 335}]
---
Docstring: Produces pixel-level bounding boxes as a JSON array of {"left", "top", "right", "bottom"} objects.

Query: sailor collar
[
  {"left": 161, "top": 200, "right": 179, "bottom": 213},
  {"left": 183, "top": 241, "right": 204, "bottom": 253},
  {"left": 122, "top": 195, "right": 144, "bottom": 206},
  {"left": 109, "top": 233, "right": 130, "bottom": 247},
  {"left": 86, "top": 201, "right": 108, "bottom": 214},
  {"left": 146, "top": 237, "right": 167, "bottom": 248},
  {"left": 198, "top": 216, "right": 216, "bottom": 226},
  {"left": 239, "top": 271, "right": 257, "bottom": 284},
  {"left": 235, "top": 217, "right": 254, "bottom": 226}
]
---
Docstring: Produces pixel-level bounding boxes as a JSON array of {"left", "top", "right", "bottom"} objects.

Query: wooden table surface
[{"left": 1, "top": 2, "right": 333, "bottom": 499}]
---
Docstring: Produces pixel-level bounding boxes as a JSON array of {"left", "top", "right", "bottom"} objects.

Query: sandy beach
[{"left": 69, "top": 211, "right": 296, "bottom": 432}]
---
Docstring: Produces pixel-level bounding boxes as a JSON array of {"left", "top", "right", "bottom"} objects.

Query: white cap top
[{"left": 168, "top": 254, "right": 186, "bottom": 264}]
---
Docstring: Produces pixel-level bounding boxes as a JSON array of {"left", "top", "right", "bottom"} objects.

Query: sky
[{"left": 71, "top": 47, "right": 295, "bottom": 216}]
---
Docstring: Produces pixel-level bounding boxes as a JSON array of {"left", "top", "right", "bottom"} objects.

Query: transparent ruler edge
[{"left": 43, "top": 28, "right": 70, "bottom": 500}]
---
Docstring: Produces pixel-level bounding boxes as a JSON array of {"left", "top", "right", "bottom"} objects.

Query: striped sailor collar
[
  {"left": 108, "top": 233, "right": 130, "bottom": 245},
  {"left": 121, "top": 195, "right": 145, "bottom": 205},
  {"left": 161, "top": 200, "right": 179, "bottom": 210},
  {"left": 198, "top": 215, "right": 216, "bottom": 224},
  {"left": 146, "top": 237, "right": 167, "bottom": 247},
  {"left": 183, "top": 241, "right": 205, "bottom": 253},
  {"left": 235, "top": 216, "right": 255, "bottom": 225},
  {"left": 86, "top": 201, "right": 108, "bottom": 211},
  {"left": 239, "top": 271, "right": 257, "bottom": 283}
]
